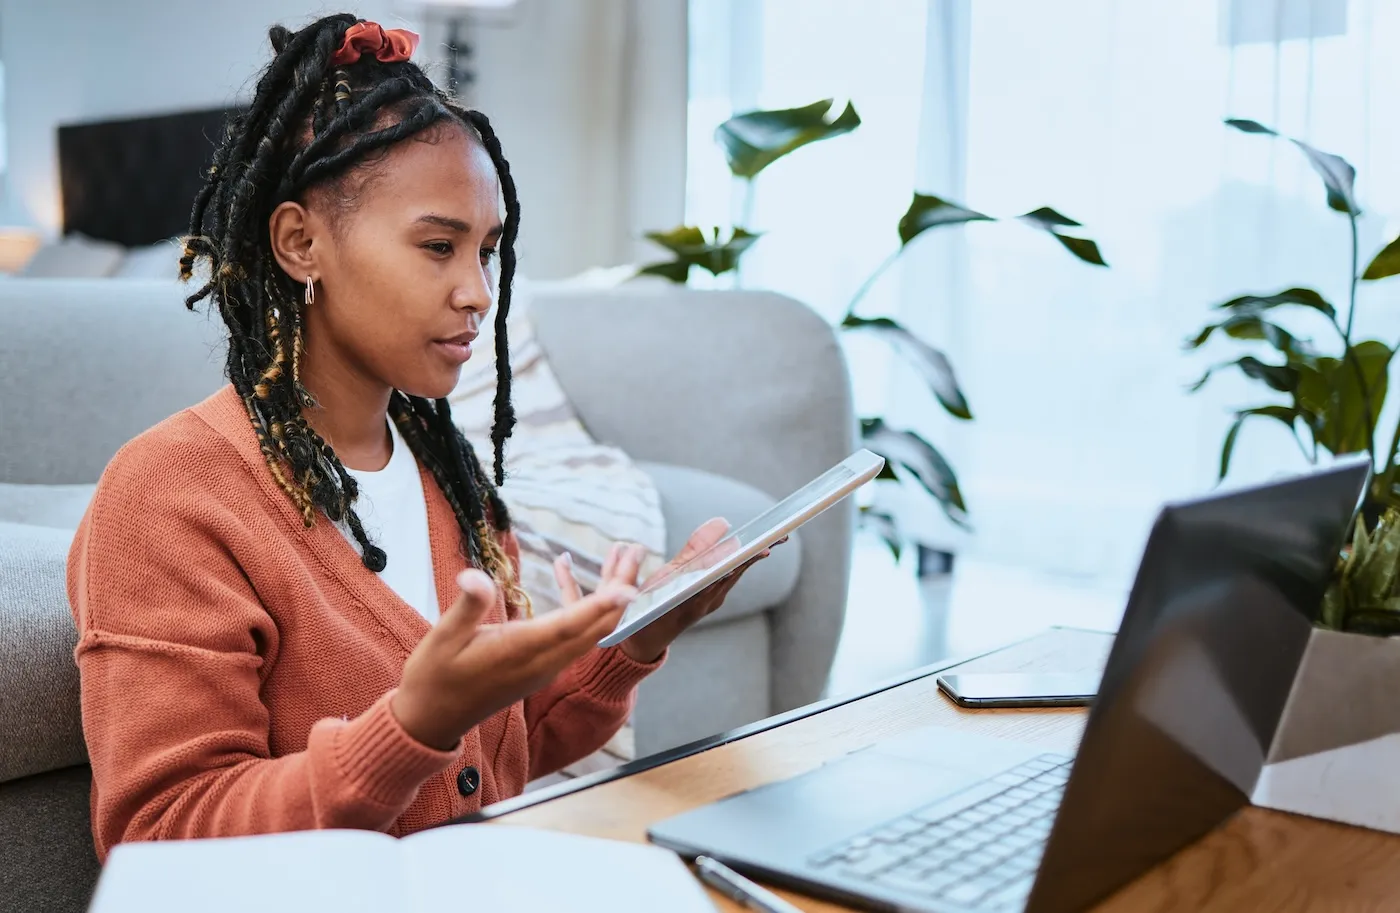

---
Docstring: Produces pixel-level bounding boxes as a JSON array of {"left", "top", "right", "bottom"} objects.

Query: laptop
[{"left": 648, "top": 457, "right": 1369, "bottom": 913}]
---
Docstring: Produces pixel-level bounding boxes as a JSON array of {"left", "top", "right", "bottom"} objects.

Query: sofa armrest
[
  {"left": 529, "top": 285, "right": 856, "bottom": 711},
  {"left": 0, "top": 280, "right": 226, "bottom": 484}
]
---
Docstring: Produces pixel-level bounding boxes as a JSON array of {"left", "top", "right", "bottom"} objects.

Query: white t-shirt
[{"left": 336, "top": 420, "right": 440, "bottom": 624}]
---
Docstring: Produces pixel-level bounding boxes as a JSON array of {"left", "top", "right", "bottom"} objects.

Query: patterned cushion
[
  {"left": 448, "top": 278, "right": 669, "bottom": 771},
  {"left": 448, "top": 278, "right": 668, "bottom": 603}
]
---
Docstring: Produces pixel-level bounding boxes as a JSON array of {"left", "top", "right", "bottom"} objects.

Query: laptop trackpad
[{"left": 649, "top": 750, "right": 991, "bottom": 867}]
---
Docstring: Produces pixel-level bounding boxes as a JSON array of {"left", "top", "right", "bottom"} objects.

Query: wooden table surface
[{"left": 490, "top": 627, "right": 1400, "bottom": 911}]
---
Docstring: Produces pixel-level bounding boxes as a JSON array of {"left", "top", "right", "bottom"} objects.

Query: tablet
[{"left": 597, "top": 449, "right": 886, "bottom": 648}]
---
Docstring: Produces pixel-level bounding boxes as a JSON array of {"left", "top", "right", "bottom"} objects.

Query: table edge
[{"left": 450, "top": 624, "right": 1110, "bottom": 825}]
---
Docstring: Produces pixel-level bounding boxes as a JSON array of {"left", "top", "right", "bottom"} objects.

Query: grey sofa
[{"left": 0, "top": 278, "right": 854, "bottom": 912}]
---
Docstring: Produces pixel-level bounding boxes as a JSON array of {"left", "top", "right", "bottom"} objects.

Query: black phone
[{"left": 936, "top": 672, "right": 1099, "bottom": 708}]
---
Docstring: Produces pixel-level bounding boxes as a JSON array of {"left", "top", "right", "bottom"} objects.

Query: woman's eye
[
  {"left": 480, "top": 248, "right": 498, "bottom": 262},
  {"left": 424, "top": 241, "right": 453, "bottom": 256}
]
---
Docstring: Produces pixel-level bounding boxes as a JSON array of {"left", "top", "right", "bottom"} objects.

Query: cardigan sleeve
[
  {"left": 494, "top": 530, "right": 666, "bottom": 778},
  {"left": 67, "top": 439, "right": 455, "bottom": 862}
]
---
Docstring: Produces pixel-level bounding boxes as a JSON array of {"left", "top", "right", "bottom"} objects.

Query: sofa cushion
[
  {"left": 640, "top": 462, "right": 802, "bottom": 629},
  {"left": 0, "top": 764, "right": 101, "bottom": 913},
  {"left": 0, "top": 483, "right": 96, "bottom": 529},
  {"left": 0, "top": 521, "right": 86, "bottom": 784},
  {"left": 18, "top": 233, "right": 124, "bottom": 279}
]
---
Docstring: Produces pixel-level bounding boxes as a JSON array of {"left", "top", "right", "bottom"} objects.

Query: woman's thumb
[{"left": 438, "top": 569, "right": 497, "bottom": 636}]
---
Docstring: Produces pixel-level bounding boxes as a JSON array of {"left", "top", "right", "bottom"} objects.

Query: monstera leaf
[
  {"left": 897, "top": 195, "right": 993, "bottom": 245},
  {"left": 715, "top": 99, "right": 861, "bottom": 180},
  {"left": 1226, "top": 118, "right": 1359, "bottom": 216},
  {"left": 637, "top": 226, "right": 762, "bottom": 282},
  {"left": 894, "top": 195, "right": 1107, "bottom": 266},
  {"left": 860, "top": 418, "right": 968, "bottom": 526},
  {"left": 1014, "top": 206, "right": 1107, "bottom": 266},
  {"left": 842, "top": 316, "right": 972, "bottom": 419}
]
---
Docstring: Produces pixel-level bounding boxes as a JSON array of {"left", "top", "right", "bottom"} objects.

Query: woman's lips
[{"left": 433, "top": 339, "right": 474, "bottom": 363}]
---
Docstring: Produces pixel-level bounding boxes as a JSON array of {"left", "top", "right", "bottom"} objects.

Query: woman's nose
[{"left": 451, "top": 271, "right": 493, "bottom": 313}]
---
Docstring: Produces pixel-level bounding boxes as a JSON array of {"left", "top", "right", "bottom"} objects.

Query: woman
[{"left": 67, "top": 14, "right": 767, "bottom": 860}]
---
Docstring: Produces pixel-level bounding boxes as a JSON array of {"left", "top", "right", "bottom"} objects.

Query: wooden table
[{"left": 483, "top": 627, "right": 1400, "bottom": 911}]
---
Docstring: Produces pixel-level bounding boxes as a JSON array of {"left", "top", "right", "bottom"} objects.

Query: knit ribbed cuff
[
  {"left": 333, "top": 690, "right": 458, "bottom": 808},
  {"left": 574, "top": 645, "right": 666, "bottom": 704}
]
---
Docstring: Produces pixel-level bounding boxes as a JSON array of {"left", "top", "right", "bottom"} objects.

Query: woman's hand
[
  {"left": 618, "top": 518, "right": 784, "bottom": 664},
  {"left": 391, "top": 549, "right": 644, "bottom": 751}
]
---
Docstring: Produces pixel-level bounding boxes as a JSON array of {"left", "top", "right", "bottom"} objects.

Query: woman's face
[{"left": 296, "top": 123, "right": 503, "bottom": 401}]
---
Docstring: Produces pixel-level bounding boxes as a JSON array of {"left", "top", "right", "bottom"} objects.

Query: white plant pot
[{"left": 1252, "top": 627, "right": 1400, "bottom": 834}]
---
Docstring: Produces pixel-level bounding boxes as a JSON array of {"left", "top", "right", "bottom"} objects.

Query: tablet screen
[{"left": 610, "top": 460, "right": 863, "bottom": 633}]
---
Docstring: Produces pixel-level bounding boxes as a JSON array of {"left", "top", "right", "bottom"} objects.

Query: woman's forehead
[{"left": 340, "top": 126, "right": 501, "bottom": 221}]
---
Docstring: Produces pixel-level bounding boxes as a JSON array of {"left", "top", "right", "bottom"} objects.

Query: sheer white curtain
[{"left": 688, "top": 0, "right": 1400, "bottom": 590}]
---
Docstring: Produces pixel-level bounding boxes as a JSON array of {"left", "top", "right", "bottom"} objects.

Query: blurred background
[{"left": 2, "top": 0, "right": 1397, "bottom": 694}]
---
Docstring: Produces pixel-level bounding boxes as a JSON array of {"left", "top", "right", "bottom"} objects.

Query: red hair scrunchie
[{"left": 331, "top": 21, "right": 420, "bottom": 67}]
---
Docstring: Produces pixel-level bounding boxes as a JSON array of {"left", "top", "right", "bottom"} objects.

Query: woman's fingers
[
  {"left": 553, "top": 551, "right": 584, "bottom": 604},
  {"left": 533, "top": 584, "right": 634, "bottom": 666},
  {"left": 436, "top": 569, "right": 498, "bottom": 642},
  {"left": 672, "top": 518, "right": 730, "bottom": 565},
  {"left": 612, "top": 544, "right": 645, "bottom": 588},
  {"left": 601, "top": 542, "right": 622, "bottom": 581}
]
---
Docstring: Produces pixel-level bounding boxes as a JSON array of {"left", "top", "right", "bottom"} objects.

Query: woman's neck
[{"left": 298, "top": 341, "right": 394, "bottom": 472}]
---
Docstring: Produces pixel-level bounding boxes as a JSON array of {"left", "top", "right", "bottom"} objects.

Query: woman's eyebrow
[{"left": 416, "top": 214, "right": 469, "bottom": 231}]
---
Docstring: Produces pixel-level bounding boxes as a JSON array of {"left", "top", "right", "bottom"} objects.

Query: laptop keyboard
[{"left": 807, "top": 753, "right": 1072, "bottom": 911}]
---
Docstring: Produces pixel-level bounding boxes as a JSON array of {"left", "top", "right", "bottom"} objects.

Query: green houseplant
[
  {"left": 1186, "top": 117, "right": 1400, "bottom": 633},
  {"left": 640, "top": 100, "right": 1108, "bottom": 557}
]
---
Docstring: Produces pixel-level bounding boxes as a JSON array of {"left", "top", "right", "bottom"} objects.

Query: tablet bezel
[{"left": 596, "top": 449, "right": 886, "bottom": 648}]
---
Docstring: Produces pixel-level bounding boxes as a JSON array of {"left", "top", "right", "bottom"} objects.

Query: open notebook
[{"left": 88, "top": 824, "right": 715, "bottom": 913}]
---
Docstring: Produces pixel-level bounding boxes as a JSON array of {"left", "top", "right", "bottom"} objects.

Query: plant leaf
[
  {"left": 1225, "top": 118, "right": 1278, "bottom": 135},
  {"left": 842, "top": 316, "right": 972, "bottom": 419},
  {"left": 1364, "top": 513, "right": 1400, "bottom": 604},
  {"left": 1014, "top": 207, "right": 1107, "bottom": 266},
  {"left": 859, "top": 505, "right": 903, "bottom": 562},
  {"left": 1047, "top": 233, "right": 1108, "bottom": 266},
  {"left": 1290, "top": 139, "right": 1360, "bottom": 215},
  {"left": 644, "top": 226, "right": 708, "bottom": 254},
  {"left": 1296, "top": 340, "right": 1392, "bottom": 455},
  {"left": 636, "top": 260, "right": 692, "bottom": 283},
  {"left": 897, "top": 194, "right": 993, "bottom": 246},
  {"left": 1219, "top": 406, "right": 1299, "bottom": 479},
  {"left": 1186, "top": 310, "right": 1305, "bottom": 356},
  {"left": 715, "top": 99, "right": 861, "bottom": 180},
  {"left": 1214, "top": 287, "right": 1337, "bottom": 320},
  {"left": 1017, "top": 207, "right": 1083, "bottom": 230},
  {"left": 1225, "top": 117, "right": 1358, "bottom": 214},
  {"left": 860, "top": 418, "right": 969, "bottom": 526},
  {"left": 1236, "top": 356, "right": 1300, "bottom": 393},
  {"left": 1319, "top": 578, "right": 1346, "bottom": 629},
  {"left": 1362, "top": 233, "right": 1400, "bottom": 282},
  {"left": 1343, "top": 610, "right": 1400, "bottom": 636},
  {"left": 638, "top": 225, "right": 762, "bottom": 281}
]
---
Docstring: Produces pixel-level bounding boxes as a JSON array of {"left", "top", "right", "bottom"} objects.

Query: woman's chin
[{"left": 395, "top": 369, "right": 461, "bottom": 402}]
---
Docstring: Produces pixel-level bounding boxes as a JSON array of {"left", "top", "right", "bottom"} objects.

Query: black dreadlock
[{"left": 181, "top": 13, "right": 526, "bottom": 614}]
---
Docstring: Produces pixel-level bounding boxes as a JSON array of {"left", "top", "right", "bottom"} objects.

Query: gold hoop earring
[{"left": 305, "top": 276, "right": 315, "bottom": 307}]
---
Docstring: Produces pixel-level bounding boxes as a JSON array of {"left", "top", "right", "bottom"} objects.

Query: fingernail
[{"left": 561, "top": 551, "right": 573, "bottom": 568}]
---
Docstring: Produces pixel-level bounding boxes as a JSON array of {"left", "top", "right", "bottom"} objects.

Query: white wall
[
  {"left": 0, "top": 0, "right": 687, "bottom": 279},
  {"left": 449, "top": 0, "right": 688, "bottom": 277},
  {"left": 0, "top": 2, "right": 410, "bottom": 234}
]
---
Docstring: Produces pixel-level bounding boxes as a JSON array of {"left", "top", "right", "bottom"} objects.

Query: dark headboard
[{"left": 57, "top": 107, "right": 241, "bottom": 247}]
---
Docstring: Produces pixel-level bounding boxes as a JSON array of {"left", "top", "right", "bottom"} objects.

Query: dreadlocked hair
[{"left": 181, "top": 13, "right": 527, "bottom": 615}]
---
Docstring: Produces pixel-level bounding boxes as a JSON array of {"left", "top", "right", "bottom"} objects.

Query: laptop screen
[{"left": 1027, "top": 458, "right": 1368, "bottom": 913}]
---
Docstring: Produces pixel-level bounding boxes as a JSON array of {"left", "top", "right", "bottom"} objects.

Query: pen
[{"left": 694, "top": 856, "right": 805, "bottom": 913}]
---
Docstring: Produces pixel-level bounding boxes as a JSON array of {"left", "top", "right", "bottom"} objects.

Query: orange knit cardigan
[{"left": 67, "top": 384, "right": 660, "bottom": 861}]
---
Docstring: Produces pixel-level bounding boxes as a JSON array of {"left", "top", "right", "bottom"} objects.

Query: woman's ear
[{"left": 268, "top": 200, "right": 320, "bottom": 282}]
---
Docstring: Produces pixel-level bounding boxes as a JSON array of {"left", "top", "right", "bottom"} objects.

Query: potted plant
[
  {"left": 640, "top": 100, "right": 1108, "bottom": 563},
  {"left": 1186, "top": 117, "right": 1400, "bottom": 833}
]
